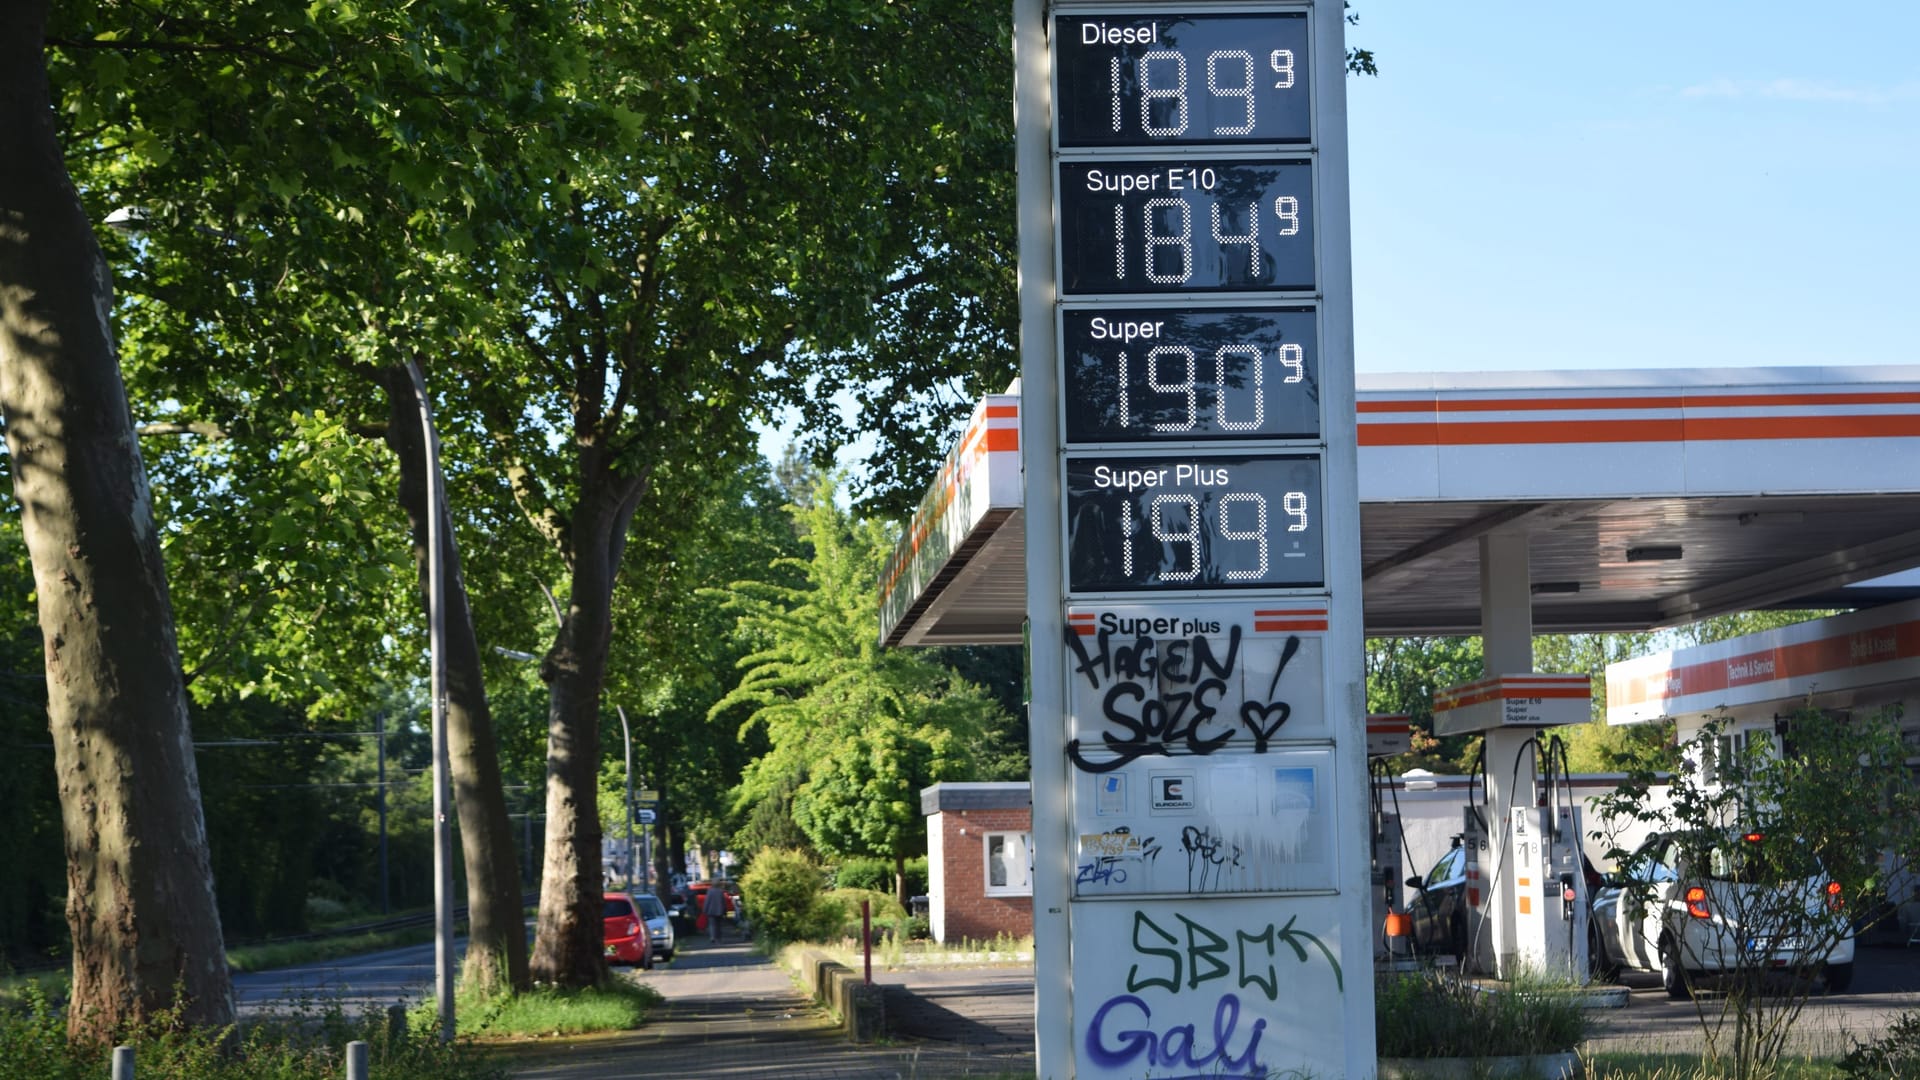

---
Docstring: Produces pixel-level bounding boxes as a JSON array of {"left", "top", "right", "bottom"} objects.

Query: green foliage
[
  {"left": 1374, "top": 970, "right": 1587, "bottom": 1059},
  {"left": 832, "top": 856, "right": 928, "bottom": 897},
  {"left": 1366, "top": 635, "right": 1484, "bottom": 773},
  {"left": 0, "top": 982, "right": 504, "bottom": 1080},
  {"left": 716, "top": 477, "right": 1021, "bottom": 871},
  {"left": 447, "top": 980, "right": 661, "bottom": 1038},
  {"left": 1593, "top": 707, "right": 1920, "bottom": 1077},
  {"left": 1840, "top": 1009, "right": 1920, "bottom": 1078},
  {"left": 739, "top": 849, "right": 840, "bottom": 946}
]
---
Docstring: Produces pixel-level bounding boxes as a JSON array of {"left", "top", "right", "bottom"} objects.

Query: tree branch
[
  {"left": 136, "top": 421, "right": 226, "bottom": 438},
  {"left": 46, "top": 35, "right": 319, "bottom": 72}
]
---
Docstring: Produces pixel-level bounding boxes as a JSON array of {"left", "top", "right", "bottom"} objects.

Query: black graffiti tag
[
  {"left": 1236, "top": 634, "right": 1303, "bottom": 752},
  {"left": 1066, "top": 679, "right": 1232, "bottom": 773}
]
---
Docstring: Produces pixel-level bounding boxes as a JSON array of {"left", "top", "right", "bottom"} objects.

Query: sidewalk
[{"left": 491, "top": 936, "right": 1034, "bottom": 1079}]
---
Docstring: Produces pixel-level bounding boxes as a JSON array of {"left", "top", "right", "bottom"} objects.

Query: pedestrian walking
[{"left": 702, "top": 884, "right": 728, "bottom": 944}]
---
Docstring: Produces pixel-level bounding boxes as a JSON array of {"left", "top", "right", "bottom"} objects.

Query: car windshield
[
  {"left": 602, "top": 898, "right": 635, "bottom": 919},
  {"left": 634, "top": 894, "right": 666, "bottom": 918}
]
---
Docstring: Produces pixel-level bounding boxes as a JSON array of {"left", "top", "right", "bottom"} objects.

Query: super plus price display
[
  {"left": 1054, "top": 13, "right": 1312, "bottom": 146},
  {"left": 1064, "top": 453, "right": 1324, "bottom": 592}
]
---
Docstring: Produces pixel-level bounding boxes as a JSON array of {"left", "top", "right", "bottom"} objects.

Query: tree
[
  {"left": 1366, "top": 635, "right": 1484, "bottom": 773},
  {"left": 0, "top": 0, "right": 232, "bottom": 1039},
  {"left": 716, "top": 477, "right": 1019, "bottom": 902},
  {"left": 44, "top": 0, "right": 586, "bottom": 996},
  {"left": 1592, "top": 708, "right": 1920, "bottom": 1079}
]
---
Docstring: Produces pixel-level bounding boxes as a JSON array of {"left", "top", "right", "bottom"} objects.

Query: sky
[{"left": 1345, "top": 3, "right": 1920, "bottom": 373}]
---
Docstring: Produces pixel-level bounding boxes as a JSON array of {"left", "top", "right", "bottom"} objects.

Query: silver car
[
  {"left": 635, "top": 891, "right": 675, "bottom": 961},
  {"left": 1590, "top": 830, "right": 1855, "bottom": 998}
]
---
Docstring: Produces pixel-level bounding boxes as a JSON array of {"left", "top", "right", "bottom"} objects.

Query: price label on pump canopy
[
  {"left": 1058, "top": 159, "right": 1315, "bottom": 295},
  {"left": 1053, "top": 12, "right": 1312, "bottom": 147},
  {"left": 1061, "top": 305, "right": 1320, "bottom": 443},
  {"left": 1064, "top": 452, "right": 1324, "bottom": 593}
]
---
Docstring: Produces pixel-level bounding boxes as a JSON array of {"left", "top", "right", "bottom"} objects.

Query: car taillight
[
  {"left": 627, "top": 919, "right": 639, "bottom": 937},
  {"left": 1685, "top": 886, "right": 1711, "bottom": 919},
  {"left": 1826, "top": 880, "right": 1844, "bottom": 912}
]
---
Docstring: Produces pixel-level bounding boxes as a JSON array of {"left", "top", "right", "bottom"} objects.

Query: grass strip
[{"left": 445, "top": 979, "right": 663, "bottom": 1039}]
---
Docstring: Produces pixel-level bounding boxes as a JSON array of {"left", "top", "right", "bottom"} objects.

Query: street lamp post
[
  {"left": 406, "top": 359, "right": 456, "bottom": 1045},
  {"left": 617, "top": 706, "right": 635, "bottom": 889}
]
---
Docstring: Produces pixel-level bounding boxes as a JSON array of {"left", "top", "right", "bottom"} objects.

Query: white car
[
  {"left": 1590, "top": 830, "right": 1854, "bottom": 998},
  {"left": 635, "top": 892, "right": 675, "bottom": 961}
]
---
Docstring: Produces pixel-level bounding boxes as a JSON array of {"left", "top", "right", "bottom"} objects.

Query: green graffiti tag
[{"left": 1126, "top": 909, "right": 1343, "bottom": 999}]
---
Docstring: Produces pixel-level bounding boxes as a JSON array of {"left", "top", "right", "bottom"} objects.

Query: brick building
[{"left": 921, "top": 782, "right": 1032, "bottom": 943}]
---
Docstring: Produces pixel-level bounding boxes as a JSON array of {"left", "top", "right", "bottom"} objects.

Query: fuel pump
[
  {"left": 1367, "top": 743, "right": 1409, "bottom": 963},
  {"left": 1457, "top": 803, "right": 1495, "bottom": 974},
  {"left": 1508, "top": 803, "right": 1589, "bottom": 982},
  {"left": 1501, "top": 734, "right": 1590, "bottom": 982}
]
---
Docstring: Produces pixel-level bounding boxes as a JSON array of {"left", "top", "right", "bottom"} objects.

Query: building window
[{"left": 984, "top": 831, "right": 1032, "bottom": 897}]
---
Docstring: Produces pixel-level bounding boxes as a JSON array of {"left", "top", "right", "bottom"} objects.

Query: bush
[
  {"left": 1841, "top": 1010, "right": 1920, "bottom": 1078},
  {"left": 1374, "top": 970, "right": 1587, "bottom": 1059},
  {"left": 829, "top": 857, "right": 928, "bottom": 897},
  {"left": 831, "top": 857, "right": 891, "bottom": 893},
  {"left": 820, "top": 889, "right": 905, "bottom": 938},
  {"left": 740, "top": 849, "right": 833, "bottom": 945},
  {"left": 0, "top": 982, "right": 505, "bottom": 1080}
]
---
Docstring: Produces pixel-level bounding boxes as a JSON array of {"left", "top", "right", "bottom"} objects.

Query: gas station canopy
[{"left": 879, "top": 366, "right": 1920, "bottom": 645}]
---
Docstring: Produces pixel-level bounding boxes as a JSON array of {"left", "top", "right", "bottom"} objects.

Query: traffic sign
[{"left": 635, "top": 809, "right": 656, "bottom": 825}]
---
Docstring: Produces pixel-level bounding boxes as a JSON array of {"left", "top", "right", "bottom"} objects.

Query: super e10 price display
[
  {"left": 1058, "top": 159, "right": 1314, "bottom": 295},
  {"left": 1061, "top": 306, "right": 1320, "bottom": 443},
  {"left": 1065, "top": 453, "right": 1324, "bottom": 593},
  {"left": 1053, "top": 12, "right": 1312, "bottom": 147}
]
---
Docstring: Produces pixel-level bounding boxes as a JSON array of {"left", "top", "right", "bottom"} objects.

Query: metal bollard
[
  {"left": 345, "top": 1040, "right": 369, "bottom": 1080},
  {"left": 387, "top": 1003, "right": 408, "bottom": 1045},
  {"left": 111, "top": 1045, "right": 135, "bottom": 1080}
]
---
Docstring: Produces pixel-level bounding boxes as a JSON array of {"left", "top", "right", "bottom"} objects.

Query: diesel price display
[
  {"left": 1058, "top": 159, "right": 1314, "bottom": 295},
  {"left": 1065, "top": 453, "right": 1324, "bottom": 592},
  {"left": 1053, "top": 13, "right": 1311, "bottom": 147}
]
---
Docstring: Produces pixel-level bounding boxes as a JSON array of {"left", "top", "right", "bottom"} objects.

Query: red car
[{"left": 603, "top": 892, "right": 654, "bottom": 968}]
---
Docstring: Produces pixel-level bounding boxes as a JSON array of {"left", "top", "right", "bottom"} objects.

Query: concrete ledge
[{"left": 793, "top": 948, "right": 886, "bottom": 1042}]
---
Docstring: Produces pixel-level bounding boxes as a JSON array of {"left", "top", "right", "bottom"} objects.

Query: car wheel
[
  {"left": 1823, "top": 961, "right": 1854, "bottom": 994},
  {"left": 1660, "top": 939, "right": 1692, "bottom": 1000},
  {"left": 1589, "top": 923, "right": 1620, "bottom": 983},
  {"left": 641, "top": 952, "right": 653, "bottom": 971}
]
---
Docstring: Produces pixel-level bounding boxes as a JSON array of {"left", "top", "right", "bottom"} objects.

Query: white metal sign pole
[
  {"left": 1019, "top": 1, "right": 1370, "bottom": 1076},
  {"left": 1013, "top": 1, "right": 1072, "bottom": 1077}
]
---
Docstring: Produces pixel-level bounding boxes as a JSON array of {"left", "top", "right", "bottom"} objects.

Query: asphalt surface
[{"left": 233, "top": 932, "right": 1920, "bottom": 1070}]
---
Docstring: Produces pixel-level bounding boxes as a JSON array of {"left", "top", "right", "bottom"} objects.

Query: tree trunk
[
  {"left": 0, "top": 1, "right": 233, "bottom": 1041},
  {"left": 379, "top": 364, "right": 529, "bottom": 995},
  {"left": 529, "top": 499, "right": 628, "bottom": 986}
]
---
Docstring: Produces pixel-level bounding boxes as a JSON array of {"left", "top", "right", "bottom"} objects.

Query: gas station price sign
[
  {"left": 1061, "top": 305, "right": 1319, "bottom": 443},
  {"left": 1057, "top": 159, "right": 1315, "bottom": 294},
  {"left": 1053, "top": 12, "right": 1312, "bottom": 147},
  {"left": 1065, "top": 452, "right": 1324, "bottom": 592}
]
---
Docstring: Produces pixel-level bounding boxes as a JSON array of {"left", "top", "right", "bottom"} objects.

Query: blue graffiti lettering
[{"left": 1084, "top": 993, "right": 1268, "bottom": 1079}]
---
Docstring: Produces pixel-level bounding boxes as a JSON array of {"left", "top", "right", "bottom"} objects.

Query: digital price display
[
  {"left": 1061, "top": 306, "right": 1320, "bottom": 443},
  {"left": 1065, "top": 453, "right": 1323, "bottom": 592},
  {"left": 1058, "top": 159, "right": 1314, "bottom": 295},
  {"left": 1053, "top": 12, "right": 1312, "bottom": 147}
]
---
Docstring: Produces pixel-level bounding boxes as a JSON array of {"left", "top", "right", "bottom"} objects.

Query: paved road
[
  {"left": 493, "top": 937, "right": 1035, "bottom": 1078},
  {"left": 233, "top": 934, "right": 1920, "bottom": 1067},
  {"left": 233, "top": 939, "right": 443, "bottom": 1019}
]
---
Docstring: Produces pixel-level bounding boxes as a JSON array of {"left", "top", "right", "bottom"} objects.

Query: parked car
[
  {"left": 1402, "top": 843, "right": 1473, "bottom": 961},
  {"left": 635, "top": 891, "right": 675, "bottom": 961},
  {"left": 602, "top": 892, "right": 654, "bottom": 969},
  {"left": 1589, "top": 830, "right": 1855, "bottom": 998}
]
